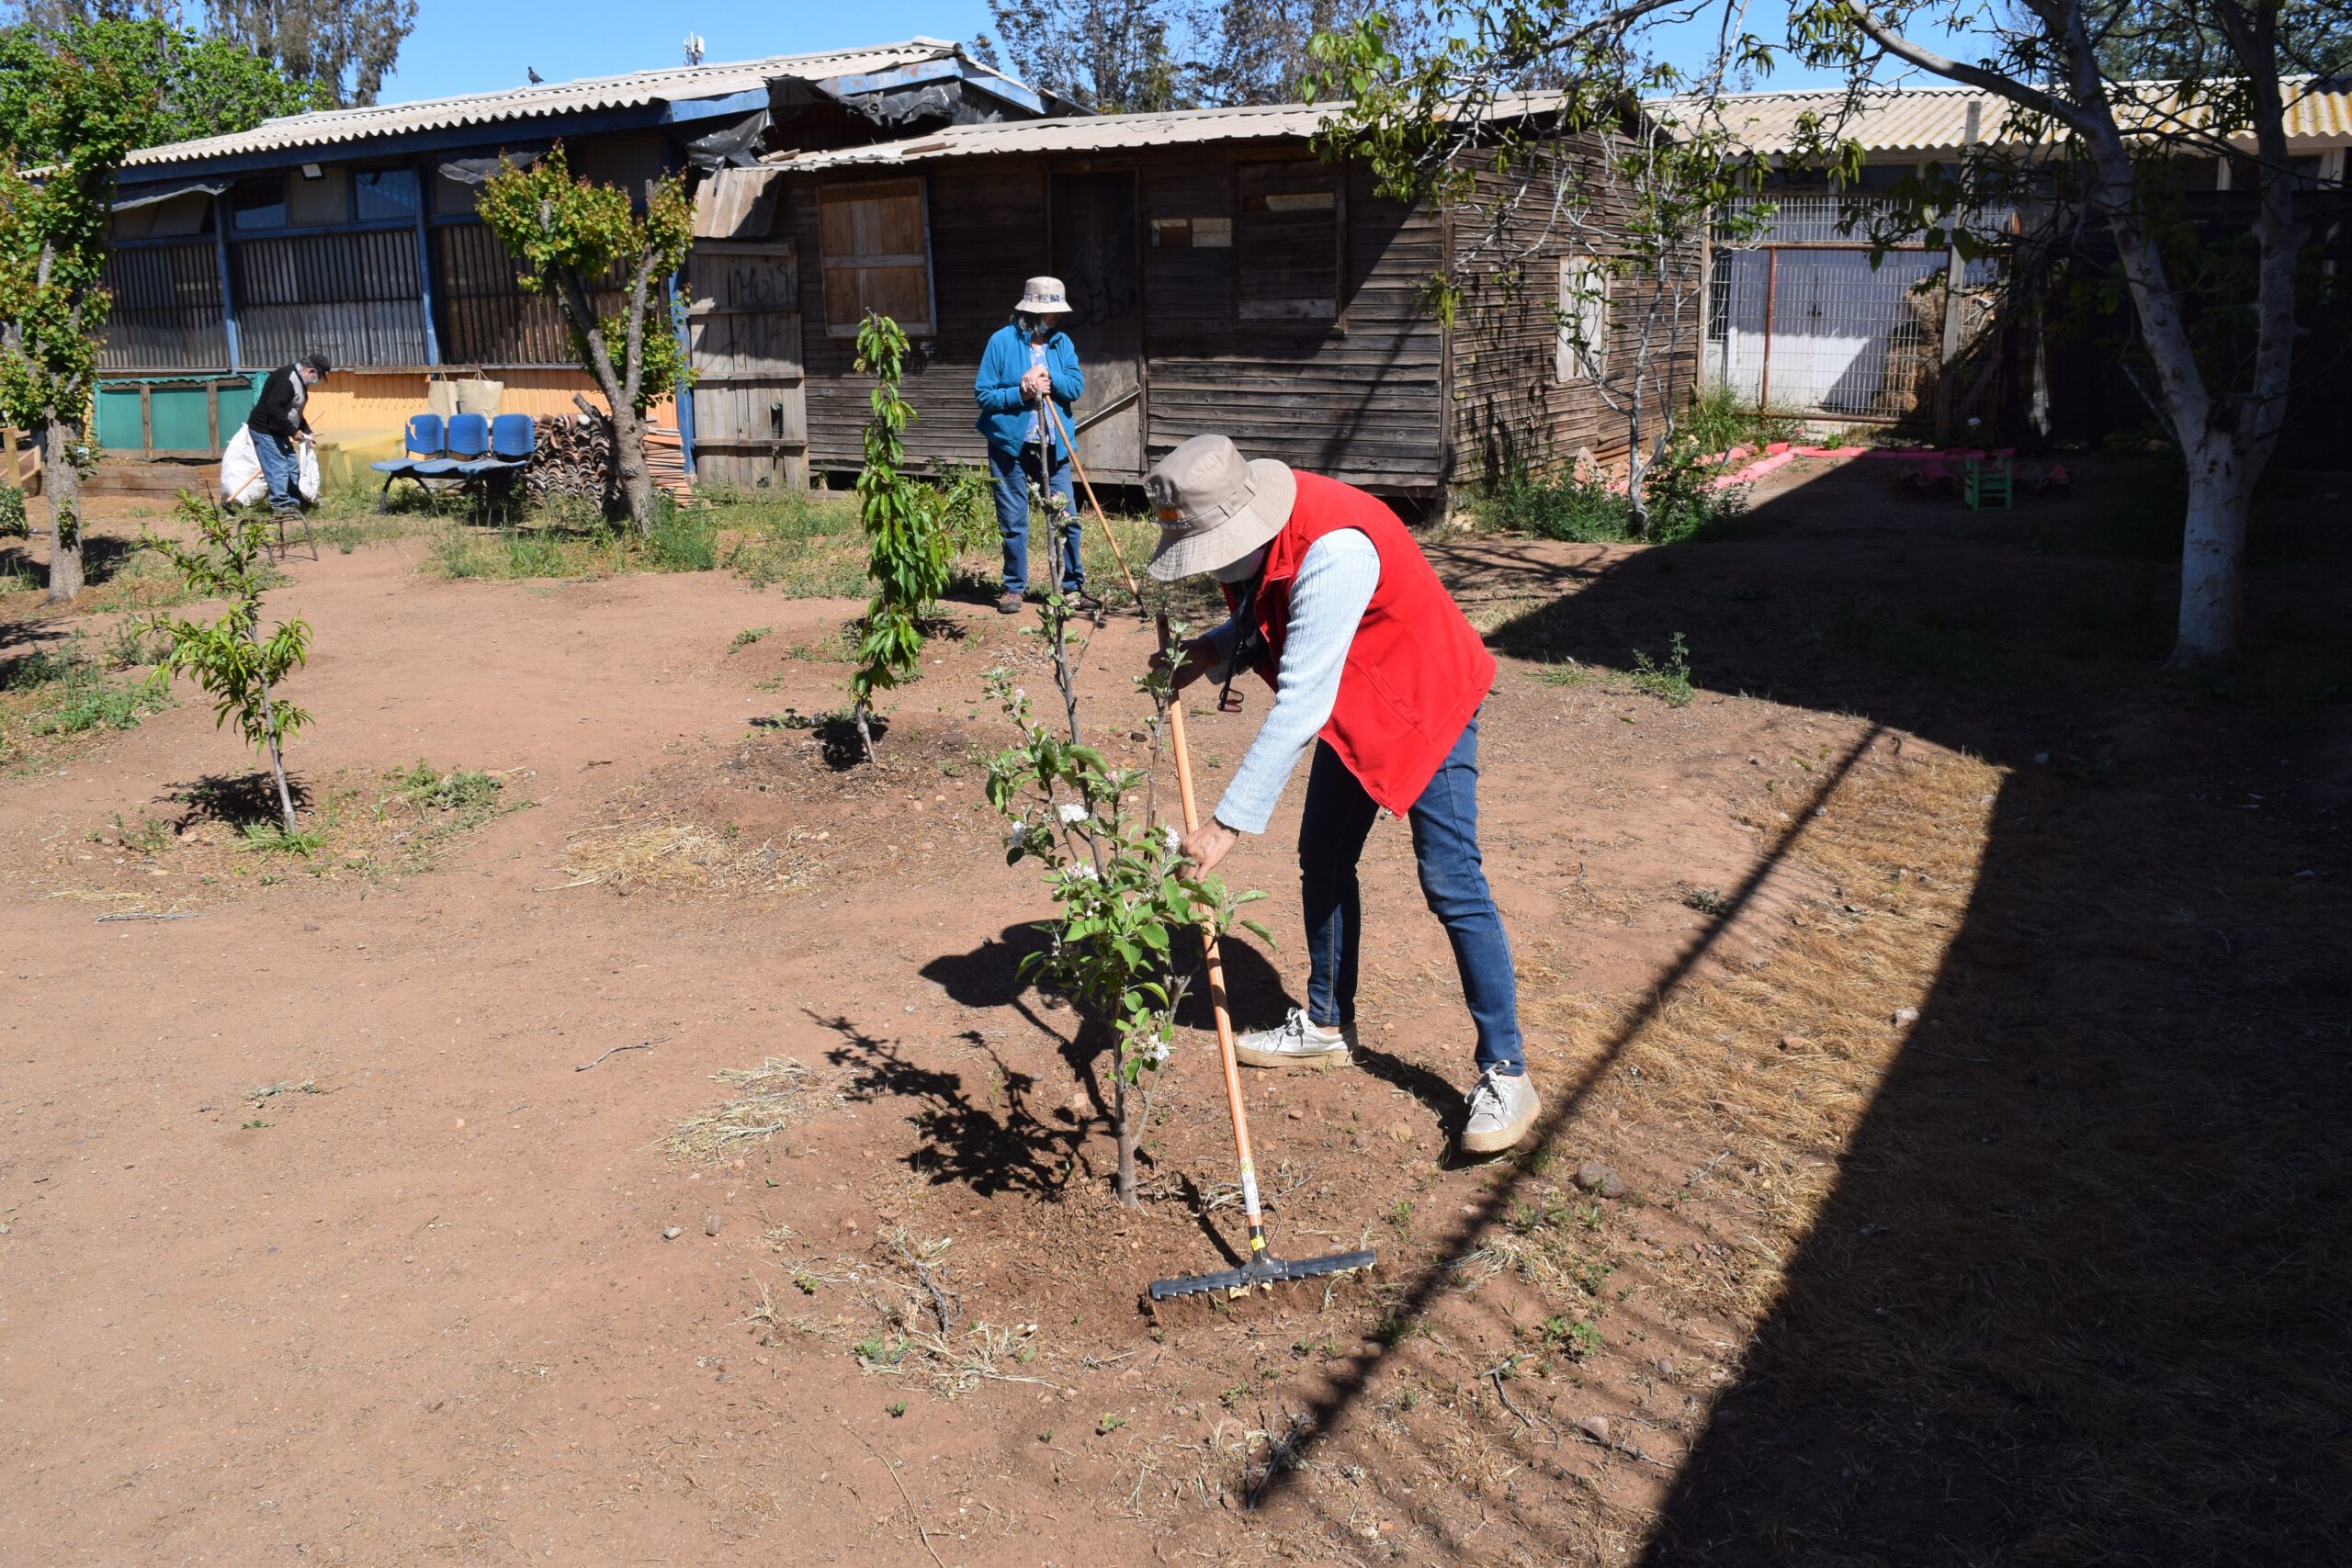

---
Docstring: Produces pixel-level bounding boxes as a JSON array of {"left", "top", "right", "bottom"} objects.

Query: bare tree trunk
[
  {"left": 608, "top": 400, "right": 657, "bottom": 534},
  {"left": 39, "top": 415, "right": 82, "bottom": 604},
  {"left": 1112, "top": 1067, "right": 1138, "bottom": 1209},
  {"left": 249, "top": 650, "right": 299, "bottom": 832}
]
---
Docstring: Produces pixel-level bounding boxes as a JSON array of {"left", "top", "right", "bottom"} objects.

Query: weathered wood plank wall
[
  {"left": 778, "top": 143, "right": 1451, "bottom": 495},
  {"left": 1446, "top": 134, "right": 1702, "bottom": 490}
]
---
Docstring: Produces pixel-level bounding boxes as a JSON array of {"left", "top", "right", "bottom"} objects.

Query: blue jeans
[
  {"left": 1297, "top": 715, "right": 1525, "bottom": 1074},
  {"left": 253, "top": 429, "right": 300, "bottom": 510},
  {"left": 989, "top": 442, "right": 1080, "bottom": 594}
]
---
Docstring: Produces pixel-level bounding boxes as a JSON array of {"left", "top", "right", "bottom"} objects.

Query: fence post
[{"left": 210, "top": 199, "right": 241, "bottom": 373}]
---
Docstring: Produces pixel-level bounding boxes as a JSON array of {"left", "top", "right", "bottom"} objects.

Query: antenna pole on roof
[{"left": 683, "top": 32, "right": 706, "bottom": 67}]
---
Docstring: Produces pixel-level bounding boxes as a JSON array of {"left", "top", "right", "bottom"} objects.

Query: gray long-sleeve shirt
[{"left": 1203, "top": 528, "right": 1382, "bottom": 835}]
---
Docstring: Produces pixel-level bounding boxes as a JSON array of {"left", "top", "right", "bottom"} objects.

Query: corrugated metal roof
[
  {"left": 773, "top": 100, "right": 1344, "bottom": 170},
  {"left": 1663, "top": 78, "right": 2352, "bottom": 156},
  {"left": 125, "top": 38, "right": 1008, "bottom": 168},
  {"left": 1665, "top": 87, "right": 2004, "bottom": 155},
  {"left": 770, "top": 91, "right": 1591, "bottom": 171}
]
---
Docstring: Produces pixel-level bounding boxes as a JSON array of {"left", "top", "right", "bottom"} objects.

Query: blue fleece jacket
[{"left": 973, "top": 322, "right": 1083, "bottom": 460}]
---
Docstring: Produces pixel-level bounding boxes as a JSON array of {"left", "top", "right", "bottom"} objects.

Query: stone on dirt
[{"left": 1574, "top": 1159, "right": 1626, "bottom": 1198}]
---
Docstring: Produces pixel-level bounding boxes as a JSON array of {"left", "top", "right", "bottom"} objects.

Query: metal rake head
[{"left": 1148, "top": 1247, "right": 1376, "bottom": 1301}]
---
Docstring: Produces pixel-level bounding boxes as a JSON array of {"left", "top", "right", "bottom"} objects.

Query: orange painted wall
[{"left": 304, "top": 369, "right": 677, "bottom": 436}]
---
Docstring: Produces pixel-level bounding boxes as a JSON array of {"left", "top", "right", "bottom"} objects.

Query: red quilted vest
[{"left": 1225, "top": 472, "right": 1495, "bottom": 815}]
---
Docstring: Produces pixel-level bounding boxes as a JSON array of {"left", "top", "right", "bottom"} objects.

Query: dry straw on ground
[
  {"left": 557, "top": 821, "right": 814, "bottom": 896},
  {"left": 666, "top": 1057, "right": 833, "bottom": 1159}
]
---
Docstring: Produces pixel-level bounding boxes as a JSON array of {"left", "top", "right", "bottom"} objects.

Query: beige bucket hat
[
  {"left": 1144, "top": 434, "right": 1298, "bottom": 581},
  {"left": 1015, "top": 276, "right": 1074, "bottom": 315}
]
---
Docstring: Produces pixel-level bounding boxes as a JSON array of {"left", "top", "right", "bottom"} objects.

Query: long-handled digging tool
[
  {"left": 1043, "top": 399, "right": 1145, "bottom": 616},
  {"left": 1149, "top": 616, "right": 1374, "bottom": 1301}
]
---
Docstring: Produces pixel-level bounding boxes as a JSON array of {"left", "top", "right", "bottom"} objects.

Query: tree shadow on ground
[
  {"left": 167, "top": 772, "right": 311, "bottom": 829},
  {"left": 1248, "top": 457, "right": 2352, "bottom": 1562}
]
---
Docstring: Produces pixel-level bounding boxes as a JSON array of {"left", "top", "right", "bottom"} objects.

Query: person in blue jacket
[{"left": 974, "top": 276, "right": 1089, "bottom": 614}]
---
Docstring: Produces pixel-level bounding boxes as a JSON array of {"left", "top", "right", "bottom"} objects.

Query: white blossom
[
  {"left": 1005, "top": 820, "right": 1029, "bottom": 851},
  {"left": 1069, "top": 863, "right": 1101, "bottom": 882},
  {"left": 1163, "top": 824, "right": 1182, "bottom": 853},
  {"left": 1057, "top": 802, "right": 1089, "bottom": 825},
  {"left": 1139, "top": 1037, "right": 1171, "bottom": 1065}
]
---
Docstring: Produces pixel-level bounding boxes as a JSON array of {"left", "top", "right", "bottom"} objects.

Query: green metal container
[
  {"left": 94, "top": 385, "right": 147, "bottom": 452},
  {"left": 91, "top": 374, "right": 265, "bottom": 457}
]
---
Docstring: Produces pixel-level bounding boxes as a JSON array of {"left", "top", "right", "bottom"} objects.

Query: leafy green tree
[
  {"left": 846, "top": 311, "right": 951, "bottom": 762},
  {"left": 973, "top": 0, "right": 1188, "bottom": 111},
  {"left": 0, "top": 24, "right": 154, "bottom": 603},
  {"left": 199, "top": 0, "right": 416, "bottom": 108},
  {"left": 141, "top": 493, "right": 313, "bottom": 837},
  {"left": 985, "top": 625, "right": 1267, "bottom": 1207},
  {"left": 477, "top": 143, "right": 694, "bottom": 536},
  {"left": 0, "top": 17, "right": 311, "bottom": 603}
]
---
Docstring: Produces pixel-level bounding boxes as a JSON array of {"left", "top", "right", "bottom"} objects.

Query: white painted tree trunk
[{"left": 2176, "top": 433, "right": 2249, "bottom": 664}]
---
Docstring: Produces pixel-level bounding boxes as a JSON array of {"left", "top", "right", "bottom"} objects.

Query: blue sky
[{"left": 379, "top": 2, "right": 1977, "bottom": 106}]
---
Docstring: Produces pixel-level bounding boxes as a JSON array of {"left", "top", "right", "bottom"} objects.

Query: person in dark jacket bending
[{"left": 245, "top": 354, "right": 331, "bottom": 515}]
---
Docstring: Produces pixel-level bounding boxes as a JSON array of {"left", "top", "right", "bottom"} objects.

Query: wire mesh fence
[{"left": 1704, "top": 197, "right": 2005, "bottom": 420}]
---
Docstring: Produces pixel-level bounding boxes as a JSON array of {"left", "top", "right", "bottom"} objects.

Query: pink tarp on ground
[{"left": 1698, "top": 444, "right": 2067, "bottom": 492}]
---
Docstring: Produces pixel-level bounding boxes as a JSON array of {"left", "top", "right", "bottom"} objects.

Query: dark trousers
[
  {"left": 989, "top": 442, "right": 1080, "bottom": 594},
  {"left": 1297, "top": 715, "right": 1526, "bottom": 1074}
]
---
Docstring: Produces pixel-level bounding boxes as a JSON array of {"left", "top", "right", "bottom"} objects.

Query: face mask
[{"left": 1209, "top": 546, "right": 1266, "bottom": 585}]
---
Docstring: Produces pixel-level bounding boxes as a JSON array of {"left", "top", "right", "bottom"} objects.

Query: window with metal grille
[{"left": 817, "top": 177, "right": 933, "bottom": 338}]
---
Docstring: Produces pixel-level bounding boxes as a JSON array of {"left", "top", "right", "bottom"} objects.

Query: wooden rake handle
[
  {"left": 1159, "top": 615, "right": 1267, "bottom": 1253},
  {"left": 1045, "top": 399, "right": 1142, "bottom": 604}
]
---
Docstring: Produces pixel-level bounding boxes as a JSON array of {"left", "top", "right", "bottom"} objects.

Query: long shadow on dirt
[{"left": 1252, "top": 459, "right": 2352, "bottom": 1562}]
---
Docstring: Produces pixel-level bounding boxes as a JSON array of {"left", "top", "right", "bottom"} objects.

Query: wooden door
[
  {"left": 686, "top": 241, "right": 806, "bottom": 491},
  {"left": 1049, "top": 172, "right": 1144, "bottom": 479}
]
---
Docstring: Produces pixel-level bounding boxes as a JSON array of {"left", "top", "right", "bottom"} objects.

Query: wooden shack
[{"left": 700, "top": 105, "right": 1697, "bottom": 509}]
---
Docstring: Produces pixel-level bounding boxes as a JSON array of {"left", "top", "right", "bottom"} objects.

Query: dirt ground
[{"left": 3, "top": 458, "right": 2346, "bottom": 1565}]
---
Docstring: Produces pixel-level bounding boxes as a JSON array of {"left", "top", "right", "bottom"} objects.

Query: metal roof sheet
[
  {"left": 1665, "top": 78, "right": 2352, "bottom": 156},
  {"left": 773, "top": 99, "right": 1345, "bottom": 170},
  {"left": 769, "top": 91, "right": 1593, "bottom": 171},
  {"left": 125, "top": 38, "right": 1010, "bottom": 168}
]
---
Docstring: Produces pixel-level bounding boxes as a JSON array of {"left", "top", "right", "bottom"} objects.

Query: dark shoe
[
  {"left": 1069, "top": 590, "right": 1104, "bottom": 615},
  {"left": 995, "top": 591, "right": 1025, "bottom": 615}
]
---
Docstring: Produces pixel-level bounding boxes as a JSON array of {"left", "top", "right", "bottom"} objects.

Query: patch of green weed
[{"left": 1629, "top": 632, "right": 1694, "bottom": 706}]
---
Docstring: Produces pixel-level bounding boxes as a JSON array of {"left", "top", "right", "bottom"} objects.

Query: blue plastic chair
[
  {"left": 490, "top": 412, "right": 536, "bottom": 463},
  {"left": 371, "top": 413, "right": 447, "bottom": 511},
  {"left": 414, "top": 412, "right": 488, "bottom": 479},
  {"left": 458, "top": 413, "right": 535, "bottom": 477},
  {"left": 454, "top": 412, "right": 538, "bottom": 520}
]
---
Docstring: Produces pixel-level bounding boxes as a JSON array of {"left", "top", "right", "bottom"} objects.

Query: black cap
[{"left": 302, "top": 353, "right": 333, "bottom": 376}]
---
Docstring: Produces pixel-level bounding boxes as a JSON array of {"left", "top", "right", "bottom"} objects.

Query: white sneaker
[
  {"left": 1461, "top": 1067, "right": 1540, "bottom": 1154},
  {"left": 1232, "top": 1008, "right": 1355, "bottom": 1069}
]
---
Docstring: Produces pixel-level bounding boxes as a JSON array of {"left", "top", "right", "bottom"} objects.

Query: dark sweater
[{"left": 245, "top": 365, "right": 311, "bottom": 442}]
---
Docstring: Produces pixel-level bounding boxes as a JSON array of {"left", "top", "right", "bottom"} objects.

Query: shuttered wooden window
[
  {"left": 1556, "top": 258, "right": 1609, "bottom": 383},
  {"left": 1238, "top": 162, "right": 1341, "bottom": 325},
  {"left": 818, "top": 177, "right": 933, "bottom": 338}
]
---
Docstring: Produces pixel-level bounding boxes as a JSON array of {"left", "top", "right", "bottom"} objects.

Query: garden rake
[
  {"left": 1149, "top": 615, "right": 1375, "bottom": 1301},
  {"left": 1043, "top": 399, "right": 1147, "bottom": 619}
]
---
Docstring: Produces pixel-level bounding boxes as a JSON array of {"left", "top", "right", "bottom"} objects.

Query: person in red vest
[{"left": 1145, "top": 434, "right": 1537, "bottom": 1155}]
